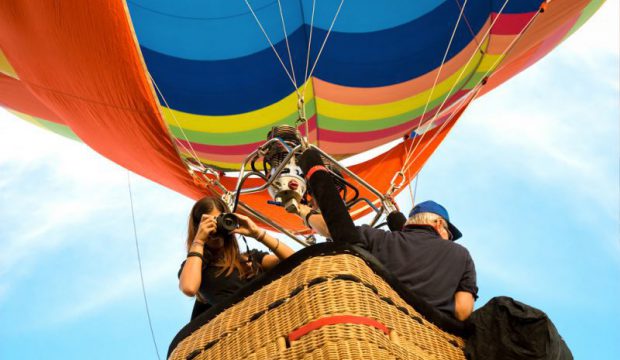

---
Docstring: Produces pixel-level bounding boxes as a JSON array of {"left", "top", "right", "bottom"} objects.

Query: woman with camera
[{"left": 178, "top": 196, "right": 294, "bottom": 307}]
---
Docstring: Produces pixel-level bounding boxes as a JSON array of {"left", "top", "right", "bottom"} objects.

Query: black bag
[{"left": 465, "top": 296, "right": 572, "bottom": 360}]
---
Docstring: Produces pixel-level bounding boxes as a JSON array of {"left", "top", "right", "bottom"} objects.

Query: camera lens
[{"left": 216, "top": 213, "right": 239, "bottom": 235}]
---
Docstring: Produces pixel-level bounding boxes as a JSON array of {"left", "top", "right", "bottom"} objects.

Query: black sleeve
[
  {"left": 299, "top": 149, "right": 361, "bottom": 244},
  {"left": 457, "top": 251, "right": 478, "bottom": 299},
  {"left": 355, "top": 225, "right": 385, "bottom": 251}
]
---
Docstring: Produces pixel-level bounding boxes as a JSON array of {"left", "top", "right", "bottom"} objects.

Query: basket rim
[{"left": 168, "top": 241, "right": 468, "bottom": 358}]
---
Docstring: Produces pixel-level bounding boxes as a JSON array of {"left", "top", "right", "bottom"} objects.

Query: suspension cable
[
  {"left": 401, "top": 86, "right": 481, "bottom": 175},
  {"left": 127, "top": 172, "right": 161, "bottom": 360},
  {"left": 303, "top": 0, "right": 317, "bottom": 87},
  {"left": 277, "top": 0, "right": 298, "bottom": 87},
  {"left": 149, "top": 74, "right": 203, "bottom": 168},
  {"left": 401, "top": 1, "right": 544, "bottom": 174},
  {"left": 401, "top": 0, "right": 512, "bottom": 171},
  {"left": 474, "top": 4, "right": 545, "bottom": 90},
  {"left": 244, "top": 0, "right": 301, "bottom": 94},
  {"left": 301, "top": 0, "right": 345, "bottom": 97},
  {"left": 409, "top": 172, "right": 419, "bottom": 207},
  {"left": 454, "top": 0, "right": 481, "bottom": 48},
  {"left": 300, "top": 0, "right": 317, "bottom": 142},
  {"left": 402, "top": 0, "right": 470, "bottom": 166}
]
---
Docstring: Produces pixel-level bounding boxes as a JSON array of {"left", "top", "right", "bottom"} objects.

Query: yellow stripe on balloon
[
  {"left": 180, "top": 152, "right": 248, "bottom": 171},
  {"left": 0, "top": 48, "right": 18, "bottom": 79},
  {"left": 477, "top": 53, "right": 505, "bottom": 73},
  {"left": 160, "top": 81, "right": 315, "bottom": 133},
  {"left": 8, "top": 110, "right": 44, "bottom": 128},
  {"left": 315, "top": 51, "right": 483, "bottom": 121}
]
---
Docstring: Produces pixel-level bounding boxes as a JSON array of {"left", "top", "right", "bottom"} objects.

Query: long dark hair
[{"left": 186, "top": 196, "right": 255, "bottom": 278}]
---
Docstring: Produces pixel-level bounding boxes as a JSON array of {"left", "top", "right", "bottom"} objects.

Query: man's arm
[
  {"left": 298, "top": 149, "right": 361, "bottom": 243},
  {"left": 454, "top": 250, "right": 478, "bottom": 321},
  {"left": 454, "top": 291, "right": 475, "bottom": 321},
  {"left": 298, "top": 204, "right": 331, "bottom": 237}
]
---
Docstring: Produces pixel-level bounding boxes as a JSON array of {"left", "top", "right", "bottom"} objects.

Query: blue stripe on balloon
[
  {"left": 129, "top": 0, "right": 542, "bottom": 62},
  {"left": 493, "top": 0, "right": 544, "bottom": 13},
  {"left": 302, "top": 0, "right": 445, "bottom": 33},
  {"left": 128, "top": 0, "right": 449, "bottom": 61},
  {"left": 142, "top": 29, "right": 308, "bottom": 116},
  {"left": 141, "top": 0, "right": 498, "bottom": 115},
  {"left": 309, "top": 0, "right": 488, "bottom": 86},
  {"left": 128, "top": 0, "right": 303, "bottom": 61}
]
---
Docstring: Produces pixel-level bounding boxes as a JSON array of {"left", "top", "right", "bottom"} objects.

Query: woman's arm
[
  {"left": 233, "top": 213, "right": 295, "bottom": 270},
  {"left": 179, "top": 214, "right": 216, "bottom": 297},
  {"left": 178, "top": 242, "right": 204, "bottom": 296}
]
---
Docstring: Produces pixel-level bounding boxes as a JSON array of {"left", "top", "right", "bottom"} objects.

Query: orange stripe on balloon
[
  {"left": 0, "top": 74, "right": 65, "bottom": 124},
  {"left": 526, "top": 13, "right": 580, "bottom": 67},
  {"left": 481, "top": 0, "right": 590, "bottom": 96},
  {"left": 312, "top": 22, "right": 490, "bottom": 106},
  {"left": 0, "top": 0, "right": 203, "bottom": 200},
  {"left": 486, "top": 34, "right": 518, "bottom": 55}
]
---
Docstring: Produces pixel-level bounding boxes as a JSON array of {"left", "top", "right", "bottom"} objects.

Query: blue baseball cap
[{"left": 409, "top": 200, "right": 462, "bottom": 240}]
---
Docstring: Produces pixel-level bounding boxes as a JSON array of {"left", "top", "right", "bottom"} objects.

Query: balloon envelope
[{"left": 0, "top": 0, "right": 604, "bottom": 232}]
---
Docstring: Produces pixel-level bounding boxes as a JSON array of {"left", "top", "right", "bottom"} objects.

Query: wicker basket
[{"left": 169, "top": 245, "right": 466, "bottom": 360}]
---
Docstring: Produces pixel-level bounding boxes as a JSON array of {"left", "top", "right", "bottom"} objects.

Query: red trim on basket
[{"left": 288, "top": 315, "right": 390, "bottom": 341}]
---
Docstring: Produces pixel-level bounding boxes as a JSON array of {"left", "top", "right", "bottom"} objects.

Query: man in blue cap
[{"left": 299, "top": 199, "right": 478, "bottom": 321}]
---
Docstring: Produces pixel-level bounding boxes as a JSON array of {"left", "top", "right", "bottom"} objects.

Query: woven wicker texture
[{"left": 169, "top": 254, "right": 466, "bottom": 360}]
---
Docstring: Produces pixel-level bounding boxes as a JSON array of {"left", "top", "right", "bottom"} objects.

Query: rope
[
  {"left": 303, "top": 0, "right": 317, "bottom": 87},
  {"left": 474, "top": 5, "right": 544, "bottom": 88},
  {"left": 401, "top": 0, "right": 513, "bottom": 172},
  {"left": 301, "top": 0, "right": 317, "bottom": 143},
  {"left": 402, "top": 0, "right": 470, "bottom": 168},
  {"left": 149, "top": 74, "right": 202, "bottom": 167},
  {"left": 408, "top": 172, "right": 418, "bottom": 207},
  {"left": 277, "top": 0, "right": 298, "bottom": 87},
  {"left": 401, "top": 0, "right": 544, "bottom": 174},
  {"left": 127, "top": 172, "right": 161, "bottom": 360},
  {"left": 401, "top": 86, "right": 480, "bottom": 174},
  {"left": 454, "top": 0, "right": 481, "bottom": 48},
  {"left": 301, "top": 0, "right": 345, "bottom": 97},
  {"left": 244, "top": 0, "right": 301, "bottom": 94}
]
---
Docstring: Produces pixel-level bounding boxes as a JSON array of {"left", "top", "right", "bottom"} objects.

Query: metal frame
[{"left": 195, "top": 136, "right": 399, "bottom": 247}]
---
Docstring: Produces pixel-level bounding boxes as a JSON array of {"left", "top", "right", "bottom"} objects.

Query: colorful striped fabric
[
  {"left": 0, "top": 0, "right": 605, "bottom": 232},
  {"left": 127, "top": 0, "right": 602, "bottom": 170}
]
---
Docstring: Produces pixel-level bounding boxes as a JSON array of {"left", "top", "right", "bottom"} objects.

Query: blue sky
[{"left": 1, "top": 3, "right": 618, "bottom": 359}]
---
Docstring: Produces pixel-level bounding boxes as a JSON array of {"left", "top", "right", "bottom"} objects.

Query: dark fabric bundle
[{"left": 465, "top": 296, "right": 572, "bottom": 360}]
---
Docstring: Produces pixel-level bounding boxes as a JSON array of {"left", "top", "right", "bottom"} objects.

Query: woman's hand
[
  {"left": 232, "top": 213, "right": 262, "bottom": 240},
  {"left": 194, "top": 214, "right": 217, "bottom": 243}
]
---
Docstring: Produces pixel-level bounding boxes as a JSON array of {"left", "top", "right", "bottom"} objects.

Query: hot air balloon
[
  {"left": 0, "top": 0, "right": 605, "bottom": 244},
  {"left": 0, "top": 1, "right": 606, "bottom": 359}
]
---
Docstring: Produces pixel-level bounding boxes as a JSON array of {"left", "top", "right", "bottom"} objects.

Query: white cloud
[
  {"left": 0, "top": 110, "right": 192, "bottom": 315},
  {"left": 46, "top": 242, "right": 181, "bottom": 324}
]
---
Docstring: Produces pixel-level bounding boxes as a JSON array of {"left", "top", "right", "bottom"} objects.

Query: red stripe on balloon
[
  {"left": 319, "top": 90, "right": 470, "bottom": 142},
  {"left": 490, "top": 12, "right": 538, "bottom": 35}
]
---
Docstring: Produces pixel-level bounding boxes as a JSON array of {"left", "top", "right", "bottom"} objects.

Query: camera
[{"left": 215, "top": 213, "right": 239, "bottom": 236}]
